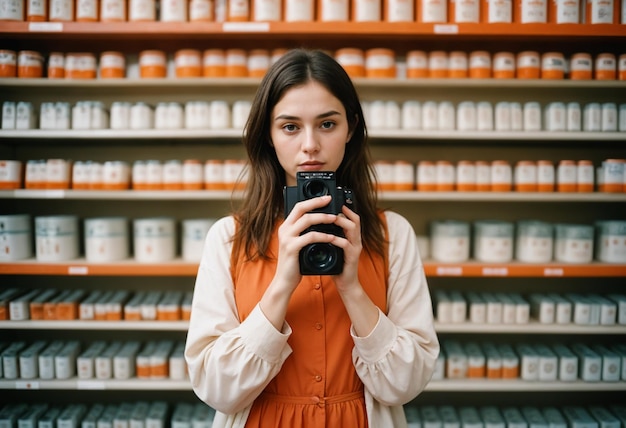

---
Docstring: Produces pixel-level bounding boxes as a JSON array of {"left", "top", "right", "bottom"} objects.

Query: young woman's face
[{"left": 270, "top": 80, "right": 351, "bottom": 186}]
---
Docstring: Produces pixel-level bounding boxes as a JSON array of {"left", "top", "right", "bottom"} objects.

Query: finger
[{"left": 285, "top": 195, "right": 332, "bottom": 222}]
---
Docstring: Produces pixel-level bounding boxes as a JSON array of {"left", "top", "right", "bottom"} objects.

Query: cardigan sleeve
[
  {"left": 352, "top": 211, "right": 440, "bottom": 406},
  {"left": 184, "top": 216, "right": 293, "bottom": 415}
]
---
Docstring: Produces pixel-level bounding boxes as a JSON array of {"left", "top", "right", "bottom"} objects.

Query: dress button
[
  {"left": 311, "top": 396, "right": 320, "bottom": 404},
  {"left": 315, "top": 323, "right": 323, "bottom": 330},
  {"left": 315, "top": 375, "right": 322, "bottom": 382},
  {"left": 314, "top": 283, "right": 321, "bottom": 290}
]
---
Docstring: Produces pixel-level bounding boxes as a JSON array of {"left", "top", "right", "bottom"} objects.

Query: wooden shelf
[{"left": 1, "top": 259, "right": 624, "bottom": 277}]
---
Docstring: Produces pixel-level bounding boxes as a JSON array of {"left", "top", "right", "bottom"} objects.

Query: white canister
[
  {"left": 555, "top": 224, "right": 594, "bottom": 263},
  {"left": 182, "top": 218, "right": 216, "bottom": 262},
  {"left": 401, "top": 101, "right": 421, "bottom": 130},
  {"left": 516, "top": 220, "right": 554, "bottom": 263},
  {"left": 473, "top": 220, "right": 514, "bottom": 263},
  {"left": 430, "top": 220, "right": 470, "bottom": 263},
  {"left": 595, "top": 221, "right": 626, "bottom": 263},
  {"left": 133, "top": 217, "right": 176, "bottom": 263},
  {"left": 35, "top": 216, "right": 79, "bottom": 262},
  {"left": 0, "top": 215, "right": 33, "bottom": 261},
  {"left": 84, "top": 217, "right": 130, "bottom": 262}
]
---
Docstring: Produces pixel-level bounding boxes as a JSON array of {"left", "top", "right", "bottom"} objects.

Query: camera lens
[
  {"left": 303, "top": 179, "right": 329, "bottom": 199},
  {"left": 303, "top": 243, "right": 337, "bottom": 272}
]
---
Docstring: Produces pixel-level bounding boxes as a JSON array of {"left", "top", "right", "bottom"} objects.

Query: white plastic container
[
  {"left": 516, "top": 220, "right": 554, "bottom": 263},
  {"left": 555, "top": 224, "right": 594, "bottom": 263},
  {"left": 0, "top": 214, "right": 33, "bottom": 261},
  {"left": 133, "top": 217, "right": 176, "bottom": 263},
  {"left": 35, "top": 215, "right": 79, "bottom": 262},
  {"left": 473, "top": 220, "right": 514, "bottom": 263},
  {"left": 430, "top": 220, "right": 470, "bottom": 263},
  {"left": 84, "top": 217, "right": 130, "bottom": 262},
  {"left": 595, "top": 221, "right": 626, "bottom": 263},
  {"left": 182, "top": 218, "right": 216, "bottom": 262}
]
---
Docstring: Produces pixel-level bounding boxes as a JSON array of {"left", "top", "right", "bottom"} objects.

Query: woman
[{"left": 185, "top": 48, "right": 439, "bottom": 428}]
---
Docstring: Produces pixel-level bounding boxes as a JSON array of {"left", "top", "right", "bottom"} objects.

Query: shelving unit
[{"left": 1, "top": 21, "right": 625, "bottom": 412}]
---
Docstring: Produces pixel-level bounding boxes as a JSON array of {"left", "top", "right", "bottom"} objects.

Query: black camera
[{"left": 284, "top": 171, "right": 355, "bottom": 275}]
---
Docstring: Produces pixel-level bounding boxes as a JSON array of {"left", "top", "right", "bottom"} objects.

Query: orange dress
[{"left": 231, "top": 222, "right": 388, "bottom": 428}]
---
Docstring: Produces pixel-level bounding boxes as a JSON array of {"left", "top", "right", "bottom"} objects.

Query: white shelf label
[
  {"left": 68, "top": 266, "right": 89, "bottom": 275},
  {"left": 77, "top": 380, "right": 106, "bottom": 390},
  {"left": 222, "top": 22, "right": 270, "bottom": 32},
  {"left": 482, "top": 267, "right": 509, "bottom": 276},
  {"left": 16, "top": 381, "right": 40, "bottom": 389},
  {"left": 433, "top": 24, "right": 458, "bottom": 34},
  {"left": 544, "top": 268, "right": 564, "bottom": 276},
  {"left": 436, "top": 266, "right": 463, "bottom": 276},
  {"left": 28, "top": 23, "right": 64, "bottom": 32}
]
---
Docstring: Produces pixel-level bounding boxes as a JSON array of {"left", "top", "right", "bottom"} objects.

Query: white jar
[
  {"left": 430, "top": 220, "right": 470, "bottom": 263},
  {"left": 84, "top": 217, "right": 130, "bottom": 262},
  {"left": 210, "top": 100, "right": 230, "bottom": 129},
  {"left": 110, "top": 102, "right": 131, "bottom": 130},
  {"left": 555, "top": 224, "right": 594, "bottom": 263},
  {"left": 401, "top": 101, "right": 421, "bottom": 130},
  {"left": 457, "top": 101, "right": 477, "bottom": 131},
  {"left": 185, "top": 101, "right": 211, "bottom": 129},
  {"left": 133, "top": 217, "right": 176, "bottom": 263},
  {"left": 516, "top": 220, "right": 554, "bottom": 263},
  {"left": 595, "top": 221, "right": 626, "bottom": 263},
  {"left": 130, "top": 102, "right": 154, "bottom": 129},
  {"left": 232, "top": 100, "right": 251, "bottom": 129},
  {"left": 0, "top": 215, "right": 32, "bottom": 261},
  {"left": 182, "top": 218, "right": 216, "bottom": 262},
  {"left": 35, "top": 215, "right": 79, "bottom": 262},
  {"left": 473, "top": 220, "right": 514, "bottom": 263}
]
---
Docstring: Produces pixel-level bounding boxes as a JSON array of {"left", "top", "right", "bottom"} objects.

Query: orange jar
[
  {"left": 428, "top": 50, "right": 448, "bottom": 78},
  {"left": 66, "top": 53, "right": 97, "bottom": 79},
  {"left": 557, "top": 159, "right": 577, "bottom": 192},
  {"left": 456, "top": 160, "right": 476, "bottom": 191},
  {"left": 0, "top": 50, "right": 17, "bottom": 78},
  {"left": 406, "top": 50, "right": 428, "bottom": 78},
  {"left": 514, "top": 160, "right": 537, "bottom": 192},
  {"left": 175, "top": 49, "right": 202, "bottom": 78},
  {"left": 27, "top": 0, "right": 48, "bottom": 20},
  {"left": 516, "top": 51, "right": 540, "bottom": 79},
  {"left": 335, "top": 48, "right": 366, "bottom": 78},
  {"left": 47, "top": 52, "right": 65, "bottom": 78},
  {"left": 365, "top": 48, "right": 396, "bottom": 78},
  {"left": 448, "top": 51, "right": 468, "bottom": 78},
  {"left": 139, "top": 50, "right": 167, "bottom": 78},
  {"left": 569, "top": 53, "right": 592, "bottom": 80},
  {"left": 493, "top": 52, "right": 515, "bottom": 79},
  {"left": 469, "top": 51, "right": 491, "bottom": 78},
  {"left": 247, "top": 49, "right": 270, "bottom": 78},
  {"left": 541, "top": 52, "right": 565, "bottom": 79},
  {"left": 595, "top": 53, "right": 616, "bottom": 80},
  {"left": 576, "top": 160, "right": 594, "bottom": 192},
  {"left": 225, "top": 49, "right": 248, "bottom": 77},
  {"left": 537, "top": 160, "right": 555, "bottom": 192},
  {"left": 491, "top": 160, "right": 512, "bottom": 192},
  {"left": 435, "top": 160, "right": 455, "bottom": 192},
  {"left": 203, "top": 49, "right": 226, "bottom": 77},
  {"left": 17, "top": 51, "right": 44, "bottom": 78},
  {"left": 619, "top": 54, "right": 626, "bottom": 80},
  {"left": 99, "top": 51, "right": 126, "bottom": 78}
]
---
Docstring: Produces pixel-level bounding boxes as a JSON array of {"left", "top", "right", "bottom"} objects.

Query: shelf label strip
[
  {"left": 15, "top": 381, "right": 40, "bottom": 390},
  {"left": 68, "top": 266, "right": 89, "bottom": 275},
  {"left": 77, "top": 380, "right": 106, "bottom": 390},
  {"left": 28, "top": 23, "right": 63, "bottom": 32},
  {"left": 222, "top": 22, "right": 270, "bottom": 32}
]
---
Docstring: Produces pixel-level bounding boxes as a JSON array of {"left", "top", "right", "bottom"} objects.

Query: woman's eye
[
  {"left": 283, "top": 124, "right": 298, "bottom": 132},
  {"left": 321, "top": 121, "right": 335, "bottom": 129}
]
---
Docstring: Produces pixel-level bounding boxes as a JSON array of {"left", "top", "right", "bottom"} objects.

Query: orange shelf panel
[
  {"left": 1, "top": 21, "right": 624, "bottom": 39},
  {"left": 1, "top": 260, "right": 625, "bottom": 277}
]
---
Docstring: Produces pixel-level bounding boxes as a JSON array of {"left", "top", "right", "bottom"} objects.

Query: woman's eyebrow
[{"left": 274, "top": 110, "right": 342, "bottom": 121}]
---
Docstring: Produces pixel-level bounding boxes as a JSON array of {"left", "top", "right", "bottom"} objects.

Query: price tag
[
  {"left": 433, "top": 24, "right": 458, "bottom": 34},
  {"left": 544, "top": 268, "right": 564, "bottom": 276},
  {"left": 482, "top": 267, "right": 508, "bottom": 276},
  {"left": 77, "top": 380, "right": 106, "bottom": 390},
  {"left": 68, "top": 266, "right": 88, "bottom": 275},
  {"left": 436, "top": 266, "right": 463, "bottom": 276},
  {"left": 28, "top": 23, "right": 63, "bottom": 32},
  {"left": 16, "top": 381, "right": 40, "bottom": 390},
  {"left": 222, "top": 22, "right": 270, "bottom": 32}
]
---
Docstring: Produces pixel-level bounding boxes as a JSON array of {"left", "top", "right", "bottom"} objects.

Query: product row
[
  {"left": 433, "top": 290, "right": 626, "bottom": 325},
  {"left": 3, "top": 48, "right": 626, "bottom": 80},
  {"left": 0, "top": 288, "right": 193, "bottom": 321},
  {"left": 1, "top": 0, "right": 625, "bottom": 24},
  {"left": 3, "top": 99, "right": 625, "bottom": 133},
  {"left": 0, "top": 402, "right": 213, "bottom": 428},
  {"left": 434, "top": 340, "right": 626, "bottom": 382},
  {"left": 423, "top": 219, "right": 626, "bottom": 264},
  {"left": 0, "top": 215, "right": 216, "bottom": 263},
  {"left": 404, "top": 406, "right": 626, "bottom": 428}
]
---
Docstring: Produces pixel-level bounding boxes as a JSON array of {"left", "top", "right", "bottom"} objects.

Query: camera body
[{"left": 284, "top": 171, "right": 355, "bottom": 275}]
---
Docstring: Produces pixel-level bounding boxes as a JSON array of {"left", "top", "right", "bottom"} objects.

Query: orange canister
[
  {"left": 365, "top": 48, "right": 396, "bottom": 78},
  {"left": 247, "top": 49, "right": 270, "bottom": 78},
  {"left": 406, "top": 50, "right": 428, "bottom": 78},
  {"left": 66, "top": 53, "right": 97, "bottom": 79},
  {"left": 203, "top": 49, "right": 226, "bottom": 77},
  {"left": 335, "top": 48, "right": 366, "bottom": 78},
  {"left": 428, "top": 50, "right": 448, "bottom": 78},
  {"left": 537, "top": 160, "right": 555, "bottom": 192},
  {"left": 225, "top": 49, "right": 248, "bottom": 77},
  {"left": 27, "top": 0, "right": 47, "bottom": 20},
  {"left": 514, "top": 160, "right": 537, "bottom": 192},
  {"left": 577, "top": 160, "right": 594, "bottom": 192},
  {"left": 482, "top": 0, "right": 512, "bottom": 22},
  {"left": 456, "top": 160, "right": 476, "bottom": 191},
  {"left": 569, "top": 53, "right": 593, "bottom": 80},
  {"left": 99, "top": 51, "right": 126, "bottom": 78},
  {"left": 619, "top": 54, "right": 626, "bottom": 80},
  {"left": 175, "top": 49, "right": 202, "bottom": 78},
  {"left": 493, "top": 52, "right": 515, "bottom": 79},
  {"left": 469, "top": 50, "right": 491, "bottom": 78},
  {"left": 557, "top": 159, "right": 577, "bottom": 192},
  {"left": 227, "top": 0, "right": 250, "bottom": 20},
  {"left": 139, "top": 50, "right": 167, "bottom": 78},
  {"left": 448, "top": 51, "right": 468, "bottom": 78},
  {"left": 550, "top": 0, "right": 580, "bottom": 23},
  {"left": 516, "top": 51, "right": 540, "bottom": 79},
  {"left": 47, "top": 52, "right": 65, "bottom": 78},
  {"left": 540, "top": 52, "right": 565, "bottom": 79},
  {"left": 595, "top": 53, "right": 616, "bottom": 80},
  {"left": 585, "top": 0, "right": 618, "bottom": 23},
  {"left": 0, "top": 50, "right": 17, "bottom": 78},
  {"left": 17, "top": 51, "right": 44, "bottom": 78},
  {"left": 491, "top": 160, "right": 512, "bottom": 192}
]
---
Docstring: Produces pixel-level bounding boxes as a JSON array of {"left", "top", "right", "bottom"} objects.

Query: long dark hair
[{"left": 233, "top": 48, "right": 385, "bottom": 260}]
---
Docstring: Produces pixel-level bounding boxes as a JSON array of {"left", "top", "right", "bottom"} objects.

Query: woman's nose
[{"left": 301, "top": 129, "right": 320, "bottom": 153}]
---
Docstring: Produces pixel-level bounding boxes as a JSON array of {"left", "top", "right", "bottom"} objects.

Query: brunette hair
[{"left": 233, "top": 48, "right": 385, "bottom": 260}]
